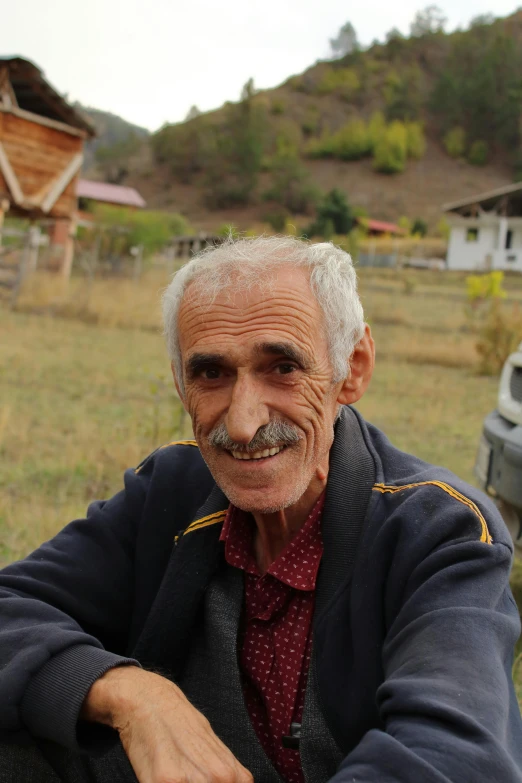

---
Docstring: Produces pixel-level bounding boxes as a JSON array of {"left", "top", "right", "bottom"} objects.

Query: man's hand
[{"left": 81, "top": 666, "right": 253, "bottom": 783}]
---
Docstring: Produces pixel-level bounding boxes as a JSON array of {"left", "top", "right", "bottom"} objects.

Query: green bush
[
  {"left": 411, "top": 217, "right": 428, "bottom": 236},
  {"left": 271, "top": 98, "right": 286, "bottom": 115},
  {"left": 468, "top": 140, "right": 489, "bottom": 166},
  {"left": 301, "top": 107, "right": 320, "bottom": 137},
  {"left": 373, "top": 121, "right": 408, "bottom": 173},
  {"left": 307, "top": 119, "right": 371, "bottom": 161},
  {"left": 315, "top": 67, "right": 360, "bottom": 99},
  {"left": 444, "top": 126, "right": 467, "bottom": 158},
  {"left": 397, "top": 216, "right": 412, "bottom": 234},
  {"left": 334, "top": 119, "right": 371, "bottom": 160},
  {"left": 368, "top": 111, "right": 386, "bottom": 151},
  {"left": 306, "top": 189, "right": 354, "bottom": 238},
  {"left": 306, "top": 130, "right": 337, "bottom": 159},
  {"left": 262, "top": 211, "right": 288, "bottom": 232},
  {"left": 263, "top": 153, "right": 319, "bottom": 214},
  {"left": 92, "top": 205, "right": 189, "bottom": 256},
  {"left": 151, "top": 119, "right": 212, "bottom": 183},
  {"left": 405, "top": 122, "right": 426, "bottom": 159}
]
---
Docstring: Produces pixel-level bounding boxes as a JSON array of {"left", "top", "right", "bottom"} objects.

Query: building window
[
  {"left": 466, "top": 228, "right": 479, "bottom": 242},
  {"left": 505, "top": 229, "right": 513, "bottom": 249}
]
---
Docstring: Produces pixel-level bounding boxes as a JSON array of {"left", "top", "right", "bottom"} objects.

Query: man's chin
[{"left": 215, "top": 479, "right": 306, "bottom": 515}]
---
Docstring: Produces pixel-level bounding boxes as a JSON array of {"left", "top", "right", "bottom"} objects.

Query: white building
[{"left": 443, "top": 183, "right": 522, "bottom": 273}]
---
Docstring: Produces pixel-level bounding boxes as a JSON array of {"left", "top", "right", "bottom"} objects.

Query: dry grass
[{"left": 2, "top": 265, "right": 521, "bottom": 704}]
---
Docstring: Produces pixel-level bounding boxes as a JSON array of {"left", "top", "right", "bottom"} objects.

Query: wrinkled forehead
[{"left": 177, "top": 265, "right": 327, "bottom": 356}]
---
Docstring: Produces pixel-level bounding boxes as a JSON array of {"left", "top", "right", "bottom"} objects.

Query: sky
[{"left": 2, "top": 0, "right": 521, "bottom": 132}]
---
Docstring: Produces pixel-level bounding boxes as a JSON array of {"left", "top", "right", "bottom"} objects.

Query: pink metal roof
[
  {"left": 76, "top": 179, "right": 146, "bottom": 208},
  {"left": 364, "top": 218, "right": 405, "bottom": 235}
]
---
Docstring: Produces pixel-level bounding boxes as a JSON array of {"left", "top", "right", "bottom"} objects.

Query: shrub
[
  {"left": 315, "top": 67, "right": 361, "bottom": 99},
  {"left": 368, "top": 111, "right": 386, "bottom": 151},
  {"left": 443, "top": 126, "right": 466, "bottom": 158},
  {"left": 306, "top": 130, "right": 336, "bottom": 159},
  {"left": 271, "top": 98, "right": 286, "bottom": 115},
  {"left": 151, "top": 118, "right": 216, "bottom": 183},
  {"left": 90, "top": 205, "right": 190, "bottom": 258},
  {"left": 263, "top": 154, "right": 319, "bottom": 214},
  {"left": 405, "top": 122, "right": 426, "bottom": 159},
  {"left": 466, "top": 271, "right": 507, "bottom": 305},
  {"left": 468, "top": 140, "right": 489, "bottom": 165},
  {"left": 306, "top": 189, "right": 354, "bottom": 238},
  {"left": 436, "top": 217, "right": 450, "bottom": 239},
  {"left": 301, "top": 107, "right": 320, "bottom": 137},
  {"left": 411, "top": 218, "right": 428, "bottom": 236},
  {"left": 475, "top": 301, "right": 522, "bottom": 375},
  {"left": 397, "top": 216, "right": 412, "bottom": 234},
  {"left": 373, "top": 121, "right": 408, "bottom": 173},
  {"left": 334, "top": 119, "right": 371, "bottom": 160},
  {"left": 262, "top": 211, "right": 288, "bottom": 232}
]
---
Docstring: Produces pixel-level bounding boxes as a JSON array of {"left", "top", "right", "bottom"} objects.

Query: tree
[
  {"left": 204, "top": 79, "right": 267, "bottom": 208},
  {"left": 307, "top": 189, "right": 354, "bottom": 238},
  {"left": 95, "top": 133, "right": 142, "bottom": 184},
  {"left": 410, "top": 5, "right": 447, "bottom": 37},
  {"left": 330, "top": 22, "right": 360, "bottom": 59},
  {"left": 151, "top": 118, "right": 212, "bottom": 183},
  {"left": 386, "top": 27, "right": 404, "bottom": 43},
  {"left": 263, "top": 153, "right": 318, "bottom": 215},
  {"left": 469, "top": 13, "right": 495, "bottom": 28},
  {"left": 185, "top": 105, "right": 201, "bottom": 121},
  {"left": 411, "top": 217, "right": 428, "bottom": 236}
]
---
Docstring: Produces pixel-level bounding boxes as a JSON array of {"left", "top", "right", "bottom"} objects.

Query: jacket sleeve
[
  {"left": 0, "top": 466, "right": 146, "bottom": 752},
  {"left": 333, "top": 494, "right": 522, "bottom": 783}
]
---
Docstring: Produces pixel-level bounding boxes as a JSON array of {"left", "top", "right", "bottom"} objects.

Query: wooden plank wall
[{"left": 0, "top": 113, "right": 83, "bottom": 218}]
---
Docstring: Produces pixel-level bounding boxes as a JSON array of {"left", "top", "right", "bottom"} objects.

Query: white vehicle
[{"left": 475, "top": 343, "right": 522, "bottom": 548}]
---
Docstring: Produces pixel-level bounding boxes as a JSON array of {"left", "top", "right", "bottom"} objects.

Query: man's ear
[
  {"left": 337, "top": 325, "right": 375, "bottom": 406},
  {"left": 171, "top": 362, "right": 187, "bottom": 409}
]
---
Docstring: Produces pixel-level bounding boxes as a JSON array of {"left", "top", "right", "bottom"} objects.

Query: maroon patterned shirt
[{"left": 219, "top": 494, "right": 325, "bottom": 783}]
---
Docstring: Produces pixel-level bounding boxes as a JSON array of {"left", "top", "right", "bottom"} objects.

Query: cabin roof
[
  {"left": 0, "top": 55, "right": 95, "bottom": 136},
  {"left": 77, "top": 179, "right": 146, "bottom": 208},
  {"left": 357, "top": 217, "right": 405, "bottom": 235},
  {"left": 443, "top": 182, "right": 522, "bottom": 217}
]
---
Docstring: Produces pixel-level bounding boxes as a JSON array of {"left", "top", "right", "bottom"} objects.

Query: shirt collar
[{"left": 220, "top": 493, "right": 325, "bottom": 591}]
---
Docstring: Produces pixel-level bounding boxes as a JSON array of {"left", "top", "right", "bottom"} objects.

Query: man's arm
[
  {"left": 0, "top": 472, "right": 143, "bottom": 751},
  {"left": 81, "top": 666, "right": 253, "bottom": 782},
  {"left": 333, "top": 500, "right": 522, "bottom": 782}
]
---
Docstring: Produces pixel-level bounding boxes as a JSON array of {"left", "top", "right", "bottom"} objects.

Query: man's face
[{"left": 176, "top": 266, "right": 348, "bottom": 513}]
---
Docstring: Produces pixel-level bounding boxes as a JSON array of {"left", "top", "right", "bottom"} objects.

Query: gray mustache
[{"left": 208, "top": 420, "right": 301, "bottom": 452}]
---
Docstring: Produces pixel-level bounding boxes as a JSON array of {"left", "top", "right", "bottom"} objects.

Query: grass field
[{"left": 1, "top": 265, "right": 521, "bottom": 699}]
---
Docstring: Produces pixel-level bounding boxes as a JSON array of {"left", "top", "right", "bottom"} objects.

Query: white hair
[{"left": 162, "top": 235, "right": 365, "bottom": 393}]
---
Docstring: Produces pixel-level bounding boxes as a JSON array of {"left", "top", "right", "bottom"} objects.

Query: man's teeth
[{"left": 231, "top": 446, "right": 283, "bottom": 460}]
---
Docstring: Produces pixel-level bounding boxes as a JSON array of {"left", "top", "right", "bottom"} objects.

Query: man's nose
[{"left": 224, "top": 375, "right": 269, "bottom": 445}]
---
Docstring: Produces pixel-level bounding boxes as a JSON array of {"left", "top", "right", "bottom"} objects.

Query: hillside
[
  {"left": 87, "top": 11, "right": 522, "bottom": 231},
  {"left": 77, "top": 105, "right": 149, "bottom": 171}
]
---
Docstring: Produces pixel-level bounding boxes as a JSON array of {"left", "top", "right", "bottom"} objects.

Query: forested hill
[
  {"left": 77, "top": 105, "right": 149, "bottom": 170},
  {"left": 89, "top": 10, "right": 522, "bottom": 231}
]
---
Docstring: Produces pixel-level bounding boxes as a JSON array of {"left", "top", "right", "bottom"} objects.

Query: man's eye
[
  {"left": 276, "top": 364, "right": 296, "bottom": 375},
  {"left": 203, "top": 368, "right": 221, "bottom": 379}
]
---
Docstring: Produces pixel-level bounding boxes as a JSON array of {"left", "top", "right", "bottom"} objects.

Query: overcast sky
[{"left": 2, "top": 0, "right": 520, "bottom": 131}]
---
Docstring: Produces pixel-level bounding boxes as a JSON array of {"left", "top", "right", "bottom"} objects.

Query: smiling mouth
[{"left": 229, "top": 445, "right": 286, "bottom": 461}]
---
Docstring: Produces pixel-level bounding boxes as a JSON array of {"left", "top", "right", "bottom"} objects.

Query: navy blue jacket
[{"left": 0, "top": 406, "right": 521, "bottom": 782}]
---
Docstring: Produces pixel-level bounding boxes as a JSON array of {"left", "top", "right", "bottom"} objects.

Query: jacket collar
[{"left": 315, "top": 406, "right": 376, "bottom": 618}]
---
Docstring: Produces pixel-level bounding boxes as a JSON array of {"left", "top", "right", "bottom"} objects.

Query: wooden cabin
[{"left": 0, "top": 56, "right": 95, "bottom": 276}]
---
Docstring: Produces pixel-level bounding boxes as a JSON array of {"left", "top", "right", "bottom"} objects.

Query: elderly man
[{"left": 0, "top": 236, "right": 521, "bottom": 783}]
